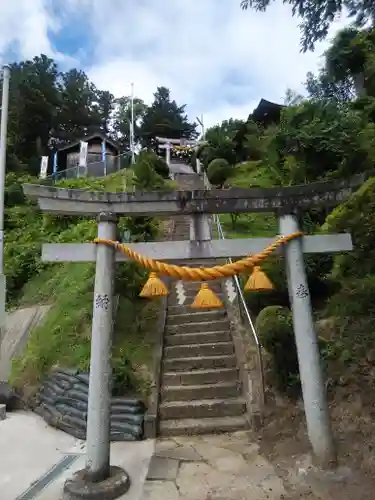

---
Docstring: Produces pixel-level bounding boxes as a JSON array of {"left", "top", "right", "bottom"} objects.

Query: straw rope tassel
[
  {"left": 140, "top": 272, "right": 168, "bottom": 298},
  {"left": 191, "top": 283, "right": 224, "bottom": 309},
  {"left": 244, "top": 266, "right": 274, "bottom": 291}
]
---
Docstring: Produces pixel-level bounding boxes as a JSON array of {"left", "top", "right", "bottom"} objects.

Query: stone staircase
[{"left": 158, "top": 172, "right": 249, "bottom": 436}]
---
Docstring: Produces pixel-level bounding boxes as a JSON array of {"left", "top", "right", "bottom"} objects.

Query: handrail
[{"left": 202, "top": 171, "right": 265, "bottom": 405}]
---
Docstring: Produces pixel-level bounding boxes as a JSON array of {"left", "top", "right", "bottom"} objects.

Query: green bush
[
  {"left": 207, "top": 158, "right": 231, "bottom": 187},
  {"left": 133, "top": 160, "right": 165, "bottom": 190},
  {"left": 255, "top": 305, "right": 300, "bottom": 396},
  {"left": 137, "top": 150, "right": 169, "bottom": 179},
  {"left": 323, "top": 176, "right": 375, "bottom": 279}
]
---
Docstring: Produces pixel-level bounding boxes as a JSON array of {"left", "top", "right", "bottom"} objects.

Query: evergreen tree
[{"left": 139, "top": 86, "right": 198, "bottom": 148}]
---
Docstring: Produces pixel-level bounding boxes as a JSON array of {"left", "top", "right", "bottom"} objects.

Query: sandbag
[
  {"left": 55, "top": 397, "right": 88, "bottom": 412},
  {"left": 43, "top": 381, "right": 66, "bottom": 396},
  {"left": 61, "top": 414, "right": 87, "bottom": 430},
  {"left": 37, "top": 403, "right": 64, "bottom": 427},
  {"left": 110, "top": 412, "right": 144, "bottom": 425},
  {"left": 110, "top": 404, "right": 143, "bottom": 415},
  {"left": 57, "top": 421, "right": 86, "bottom": 440},
  {"left": 72, "top": 383, "right": 89, "bottom": 394},
  {"left": 74, "top": 373, "right": 90, "bottom": 385},
  {"left": 49, "top": 377, "right": 72, "bottom": 391},
  {"left": 38, "top": 393, "right": 57, "bottom": 407},
  {"left": 110, "top": 421, "right": 142, "bottom": 436},
  {"left": 53, "top": 367, "right": 79, "bottom": 378},
  {"left": 38, "top": 386, "right": 56, "bottom": 400},
  {"left": 51, "top": 370, "right": 79, "bottom": 385},
  {"left": 34, "top": 405, "right": 50, "bottom": 419},
  {"left": 110, "top": 433, "right": 139, "bottom": 442},
  {"left": 111, "top": 397, "right": 145, "bottom": 408},
  {"left": 55, "top": 404, "right": 87, "bottom": 421},
  {"left": 65, "top": 389, "right": 88, "bottom": 403}
]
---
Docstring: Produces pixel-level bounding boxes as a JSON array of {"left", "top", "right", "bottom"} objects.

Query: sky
[{"left": 0, "top": 0, "right": 349, "bottom": 128}]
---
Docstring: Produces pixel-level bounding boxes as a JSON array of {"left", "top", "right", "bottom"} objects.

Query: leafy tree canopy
[{"left": 240, "top": 0, "right": 375, "bottom": 52}]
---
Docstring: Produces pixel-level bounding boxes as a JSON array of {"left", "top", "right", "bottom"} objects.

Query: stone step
[
  {"left": 165, "top": 320, "right": 228, "bottom": 335},
  {"left": 164, "top": 342, "right": 233, "bottom": 359},
  {"left": 163, "top": 355, "right": 237, "bottom": 372},
  {"left": 165, "top": 330, "right": 231, "bottom": 346},
  {"left": 161, "top": 381, "right": 240, "bottom": 402},
  {"left": 163, "top": 367, "right": 239, "bottom": 386},
  {"left": 159, "top": 397, "right": 246, "bottom": 419},
  {"left": 167, "top": 304, "right": 226, "bottom": 315},
  {"left": 166, "top": 310, "right": 227, "bottom": 326},
  {"left": 159, "top": 415, "right": 249, "bottom": 437}
]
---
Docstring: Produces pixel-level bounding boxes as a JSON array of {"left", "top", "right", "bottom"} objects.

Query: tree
[
  {"left": 262, "top": 99, "right": 375, "bottom": 185},
  {"left": 113, "top": 95, "right": 147, "bottom": 151},
  {"left": 55, "top": 69, "right": 102, "bottom": 145},
  {"left": 305, "top": 27, "right": 375, "bottom": 102},
  {"left": 240, "top": 0, "right": 375, "bottom": 52},
  {"left": 139, "top": 86, "right": 198, "bottom": 148},
  {"left": 198, "top": 119, "right": 244, "bottom": 167},
  {"left": 325, "top": 27, "right": 375, "bottom": 97},
  {"left": 5, "top": 55, "right": 60, "bottom": 173},
  {"left": 305, "top": 70, "right": 355, "bottom": 102},
  {"left": 92, "top": 90, "right": 115, "bottom": 136}
]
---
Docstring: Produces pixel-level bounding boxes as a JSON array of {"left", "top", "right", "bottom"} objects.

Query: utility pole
[
  {"left": 0, "top": 65, "right": 10, "bottom": 375},
  {"left": 196, "top": 114, "right": 205, "bottom": 140},
  {"left": 130, "top": 83, "right": 135, "bottom": 165},
  {"left": 196, "top": 115, "right": 205, "bottom": 174}
]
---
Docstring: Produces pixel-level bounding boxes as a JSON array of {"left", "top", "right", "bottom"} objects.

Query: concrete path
[
  {"left": 169, "top": 162, "right": 195, "bottom": 175},
  {"left": 0, "top": 305, "right": 51, "bottom": 380},
  {"left": 143, "top": 432, "right": 286, "bottom": 500},
  {"left": 0, "top": 411, "right": 154, "bottom": 500}
]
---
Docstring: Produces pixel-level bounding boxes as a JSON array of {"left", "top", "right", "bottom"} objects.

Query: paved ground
[
  {"left": 143, "top": 432, "right": 286, "bottom": 500},
  {"left": 2, "top": 411, "right": 372, "bottom": 500},
  {"left": 142, "top": 431, "right": 374, "bottom": 500},
  {"left": 0, "top": 411, "right": 154, "bottom": 500}
]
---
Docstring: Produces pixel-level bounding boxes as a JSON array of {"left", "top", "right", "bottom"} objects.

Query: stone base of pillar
[{"left": 63, "top": 466, "right": 130, "bottom": 500}]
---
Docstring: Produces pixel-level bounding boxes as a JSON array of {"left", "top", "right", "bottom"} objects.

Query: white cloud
[
  {"left": 0, "top": 0, "right": 75, "bottom": 64},
  {"left": 0, "top": 0, "right": 350, "bottom": 128},
  {"left": 84, "top": 0, "right": 349, "bottom": 127}
]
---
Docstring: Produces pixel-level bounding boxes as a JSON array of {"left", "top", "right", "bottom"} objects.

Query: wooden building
[
  {"left": 233, "top": 99, "right": 285, "bottom": 159},
  {"left": 55, "top": 133, "right": 120, "bottom": 177}
]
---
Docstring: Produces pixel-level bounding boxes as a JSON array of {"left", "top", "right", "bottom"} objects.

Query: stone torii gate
[
  {"left": 156, "top": 136, "right": 202, "bottom": 176},
  {"left": 22, "top": 173, "right": 364, "bottom": 498}
]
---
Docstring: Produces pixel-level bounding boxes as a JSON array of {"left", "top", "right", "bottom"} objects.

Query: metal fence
[{"left": 45, "top": 152, "right": 132, "bottom": 183}]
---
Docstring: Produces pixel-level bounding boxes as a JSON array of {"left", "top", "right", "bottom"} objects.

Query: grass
[
  {"left": 217, "top": 213, "right": 278, "bottom": 239},
  {"left": 214, "top": 162, "right": 278, "bottom": 240},
  {"left": 8, "top": 167, "right": 162, "bottom": 397}
]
